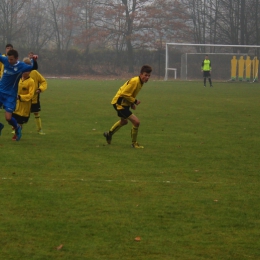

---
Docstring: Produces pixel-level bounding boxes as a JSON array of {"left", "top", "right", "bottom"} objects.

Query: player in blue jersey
[{"left": 0, "top": 49, "right": 36, "bottom": 141}]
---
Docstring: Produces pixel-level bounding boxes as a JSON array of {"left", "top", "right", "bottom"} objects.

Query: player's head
[
  {"left": 7, "top": 49, "right": 18, "bottom": 65},
  {"left": 5, "top": 43, "right": 13, "bottom": 54},
  {"left": 140, "top": 65, "right": 152, "bottom": 83},
  {"left": 22, "top": 58, "right": 32, "bottom": 78},
  {"left": 23, "top": 57, "right": 32, "bottom": 65},
  {"left": 28, "top": 51, "right": 34, "bottom": 59},
  {"left": 205, "top": 54, "right": 209, "bottom": 59}
]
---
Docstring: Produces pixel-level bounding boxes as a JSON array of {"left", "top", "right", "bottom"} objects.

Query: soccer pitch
[{"left": 1, "top": 79, "right": 260, "bottom": 259}]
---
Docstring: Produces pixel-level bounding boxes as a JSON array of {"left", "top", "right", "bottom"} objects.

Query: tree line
[{"left": 0, "top": 0, "right": 258, "bottom": 77}]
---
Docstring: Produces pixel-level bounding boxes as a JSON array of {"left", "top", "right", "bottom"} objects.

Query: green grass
[{"left": 1, "top": 79, "right": 260, "bottom": 259}]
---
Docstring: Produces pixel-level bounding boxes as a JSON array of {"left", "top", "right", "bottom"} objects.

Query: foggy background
[{"left": 0, "top": 0, "right": 259, "bottom": 79}]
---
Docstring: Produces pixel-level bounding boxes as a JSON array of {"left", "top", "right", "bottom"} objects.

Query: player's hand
[
  {"left": 135, "top": 100, "right": 141, "bottom": 105},
  {"left": 32, "top": 55, "right": 38, "bottom": 60},
  {"left": 131, "top": 104, "right": 136, "bottom": 110}
]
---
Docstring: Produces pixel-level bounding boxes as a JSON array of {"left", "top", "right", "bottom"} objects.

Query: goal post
[{"left": 164, "top": 43, "right": 260, "bottom": 81}]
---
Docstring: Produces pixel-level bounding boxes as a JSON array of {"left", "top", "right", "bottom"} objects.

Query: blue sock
[{"left": 8, "top": 117, "right": 18, "bottom": 129}]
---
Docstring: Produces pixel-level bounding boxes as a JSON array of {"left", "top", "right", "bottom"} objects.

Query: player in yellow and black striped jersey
[{"left": 103, "top": 65, "right": 152, "bottom": 149}]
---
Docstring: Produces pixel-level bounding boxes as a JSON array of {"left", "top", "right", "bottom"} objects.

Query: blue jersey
[{"left": 0, "top": 55, "right": 34, "bottom": 96}]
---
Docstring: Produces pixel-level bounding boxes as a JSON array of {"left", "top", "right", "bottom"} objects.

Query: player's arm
[
  {"left": 0, "top": 54, "right": 7, "bottom": 63},
  {"left": 33, "top": 59, "right": 38, "bottom": 70},
  {"left": 22, "top": 56, "right": 37, "bottom": 72},
  {"left": 36, "top": 72, "right": 47, "bottom": 93},
  {"left": 0, "top": 62, "right": 3, "bottom": 77},
  {"left": 120, "top": 81, "right": 138, "bottom": 104}
]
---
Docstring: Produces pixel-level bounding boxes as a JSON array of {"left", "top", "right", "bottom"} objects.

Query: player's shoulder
[{"left": 129, "top": 76, "right": 139, "bottom": 83}]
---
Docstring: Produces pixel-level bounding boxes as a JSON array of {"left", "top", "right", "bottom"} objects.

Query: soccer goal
[{"left": 164, "top": 43, "right": 260, "bottom": 81}]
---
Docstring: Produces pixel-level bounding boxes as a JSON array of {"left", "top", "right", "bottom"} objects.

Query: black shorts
[
  {"left": 113, "top": 104, "right": 132, "bottom": 119},
  {"left": 203, "top": 71, "right": 211, "bottom": 78},
  {"left": 12, "top": 113, "right": 30, "bottom": 125},
  {"left": 31, "top": 102, "right": 41, "bottom": 113}
]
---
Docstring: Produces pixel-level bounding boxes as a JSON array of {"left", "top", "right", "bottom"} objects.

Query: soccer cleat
[
  {"left": 210, "top": 85, "right": 213, "bottom": 87},
  {"left": 131, "top": 142, "right": 144, "bottom": 149},
  {"left": 15, "top": 125, "right": 22, "bottom": 141},
  {"left": 12, "top": 134, "right": 17, "bottom": 141},
  {"left": 103, "top": 132, "right": 112, "bottom": 144},
  {"left": 38, "top": 130, "right": 46, "bottom": 135},
  {"left": 0, "top": 123, "right": 4, "bottom": 136},
  {"left": 204, "top": 85, "right": 206, "bottom": 87}
]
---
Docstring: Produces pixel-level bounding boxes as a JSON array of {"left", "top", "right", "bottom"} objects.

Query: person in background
[
  {"left": 103, "top": 65, "right": 152, "bottom": 149},
  {"left": 28, "top": 51, "right": 38, "bottom": 70},
  {"left": 201, "top": 54, "right": 213, "bottom": 87},
  {"left": 0, "top": 43, "right": 13, "bottom": 79}
]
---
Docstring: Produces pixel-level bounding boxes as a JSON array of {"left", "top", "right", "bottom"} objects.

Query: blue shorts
[{"left": 0, "top": 92, "right": 16, "bottom": 113}]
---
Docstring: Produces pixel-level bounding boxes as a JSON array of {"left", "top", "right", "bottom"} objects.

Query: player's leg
[
  {"left": 0, "top": 122, "right": 4, "bottom": 136},
  {"left": 3, "top": 95, "right": 22, "bottom": 141},
  {"left": 0, "top": 99, "right": 4, "bottom": 136},
  {"left": 104, "top": 105, "right": 130, "bottom": 144},
  {"left": 104, "top": 118, "right": 128, "bottom": 144},
  {"left": 31, "top": 102, "right": 45, "bottom": 134},
  {"left": 0, "top": 101, "right": 4, "bottom": 136},
  {"left": 127, "top": 114, "right": 144, "bottom": 149},
  {"left": 34, "top": 112, "right": 45, "bottom": 134},
  {"left": 5, "top": 111, "right": 22, "bottom": 141},
  {"left": 203, "top": 71, "right": 207, "bottom": 87},
  {"left": 12, "top": 114, "right": 29, "bottom": 141},
  {"left": 208, "top": 77, "right": 213, "bottom": 87}
]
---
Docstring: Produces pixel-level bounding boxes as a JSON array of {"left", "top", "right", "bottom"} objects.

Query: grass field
[{"left": 1, "top": 79, "right": 260, "bottom": 259}]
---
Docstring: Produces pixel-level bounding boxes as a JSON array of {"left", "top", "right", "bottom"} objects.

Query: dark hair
[
  {"left": 140, "top": 65, "right": 152, "bottom": 74},
  {"left": 6, "top": 43, "right": 13, "bottom": 48},
  {"left": 7, "top": 49, "right": 18, "bottom": 58}
]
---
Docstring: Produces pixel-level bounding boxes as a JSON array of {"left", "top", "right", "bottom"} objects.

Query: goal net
[{"left": 164, "top": 43, "right": 260, "bottom": 82}]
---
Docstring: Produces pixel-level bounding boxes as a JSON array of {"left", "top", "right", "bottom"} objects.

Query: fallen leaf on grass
[{"left": 56, "top": 244, "right": 63, "bottom": 250}]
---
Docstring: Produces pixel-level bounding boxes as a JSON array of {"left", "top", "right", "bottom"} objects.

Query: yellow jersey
[
  {"left": 29, "top": 70, "right": 47, "bottom": 104},
  {"left": 111, "top": 76, "right": 143, "bottom": 110},
  {"left": 14, "top": 77, "right": 35, "bottom": 117},
  {"left": 0, "top": 54, "right": 6, "bottom": 78}
]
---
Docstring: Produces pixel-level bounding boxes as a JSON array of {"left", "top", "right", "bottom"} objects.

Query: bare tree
[{"left": 0, "top": 0, "right": 30, "bottom": 48}]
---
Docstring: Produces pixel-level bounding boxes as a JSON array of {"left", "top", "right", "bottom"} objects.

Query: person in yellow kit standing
[
  {"left": 24, "top": 57, "right": 47, "bottom": 134},
  {"left": 11, "top": 58, "right": 47, "bottom": 135},
  {"left": 103, "top": 65, "right": 152, "bottom": 148},
  {"left": 201, "top": 54, "right": 213, "bottom": 87},
  {"left": 12, "top": 68, "right": 35, "bottom": 140}
]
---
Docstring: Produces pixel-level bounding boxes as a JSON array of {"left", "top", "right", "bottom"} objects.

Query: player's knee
[
  {"left": 120, "top": 119, "right": 128, "bottom": 126},
  {"left": 5, "top": 115, "right": 12, "bottom": 122},
  {"left": 133, "top": 121, "right": 140, "bottom": 127}
]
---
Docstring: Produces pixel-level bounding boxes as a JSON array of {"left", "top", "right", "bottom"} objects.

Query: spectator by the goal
[{"left": 201, "top": 55, "right": 213, "bottom": 87}]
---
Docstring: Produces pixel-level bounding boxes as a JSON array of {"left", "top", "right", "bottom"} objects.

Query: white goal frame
[{"left": 164, "top": 43, "right": 260, "bottom": 81}]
